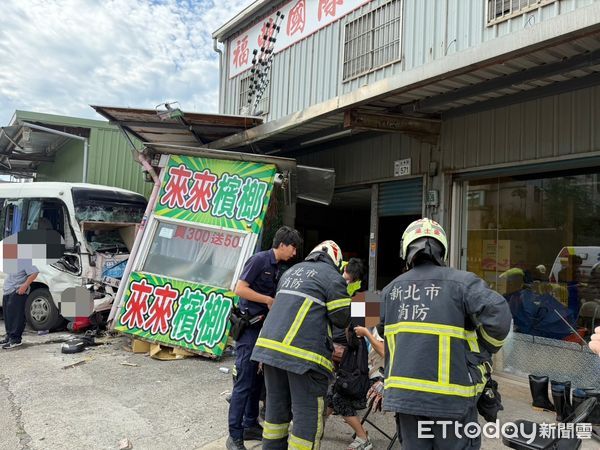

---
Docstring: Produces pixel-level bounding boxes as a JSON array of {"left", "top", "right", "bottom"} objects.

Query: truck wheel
[{"left": 25, "top": 288, "right": 61, "bottom": 331}]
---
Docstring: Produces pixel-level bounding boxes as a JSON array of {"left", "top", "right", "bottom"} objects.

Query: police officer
[
  {"left": 226, "top": 226, "right": 302, "bottom": 450},
  {"left": 380, "top": 218, "right": 511, "bottom": 450},
  {"left": 252, "top": 240, "right": 351, "bottom": 450}
]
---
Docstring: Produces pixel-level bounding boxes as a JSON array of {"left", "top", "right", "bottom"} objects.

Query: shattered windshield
[{"left": 72, "top": 187, "right": 146, "bottom": 224}]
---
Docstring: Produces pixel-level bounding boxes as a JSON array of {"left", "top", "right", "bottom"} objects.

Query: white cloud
[{"left": 0, "top": 0, "right": 254, "bottom": 124}]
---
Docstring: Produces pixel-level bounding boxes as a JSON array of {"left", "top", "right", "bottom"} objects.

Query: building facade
[
  {"left": 212, "top": 1, "right": 600, "bottom": 386},
  {"left": 3, "top": 111, "right": 150, "bottom": 196}
]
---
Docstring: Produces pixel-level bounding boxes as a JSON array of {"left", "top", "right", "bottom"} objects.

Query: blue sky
[{"left": 0, "top": 0, "right": 254, "bottom": 124}]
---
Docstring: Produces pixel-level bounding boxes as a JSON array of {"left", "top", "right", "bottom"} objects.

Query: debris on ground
[
  {"left": 149, "top": 343, "right": 196, "bottom": 360},
  {"left": 118, "top": 437, "right": 133, "bottom": 449},
  {"left": 120, "top": 362, "right": 139, "bottom": 367},
  {"left": 62, "top": 358, "right": 92, "bottom": 370}
]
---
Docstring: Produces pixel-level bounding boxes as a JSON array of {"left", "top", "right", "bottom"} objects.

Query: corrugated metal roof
[
  {"left": 91, "top": 106, "right": 263, "bottom": 148},
  {"left": 209, "top": 20, "right": 600, "bottom": 155}
]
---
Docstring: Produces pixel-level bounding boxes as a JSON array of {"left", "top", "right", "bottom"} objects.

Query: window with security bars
[
  {"left": 343, "top": 0, "right": 402, "bottom": 82},
  {"left": 238, "top": 71, "right": 270, "bottom": 116},
  {"left": 487, "top": 0, "right": 558, "bottom": 25}
]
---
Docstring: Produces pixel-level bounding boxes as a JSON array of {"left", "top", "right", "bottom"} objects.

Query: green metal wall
[
  {"left": 17, "top": 111, "right": 151, "bottom": 197},
  {"left": 88, "top": 127, "right": 151, "bottom": 197},
  {"left": 37, "top": 139, "right": 85, "bottom": 183}
]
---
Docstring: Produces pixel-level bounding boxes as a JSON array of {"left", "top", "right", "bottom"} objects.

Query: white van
[{"left": 0, "top": 182, "right": 146, "bottom": 330}]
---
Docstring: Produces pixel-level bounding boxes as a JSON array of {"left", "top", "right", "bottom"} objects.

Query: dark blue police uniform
[{"left": 228, "top": 249, "right": 279, "bottom": 441}]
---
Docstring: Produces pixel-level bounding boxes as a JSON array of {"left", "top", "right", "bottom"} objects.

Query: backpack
[{"left": 334, "top": 334, "right": 370, "bottom": 401}]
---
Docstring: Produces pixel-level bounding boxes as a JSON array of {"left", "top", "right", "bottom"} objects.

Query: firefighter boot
[
  {"left": 551, "top": 381, "right": 573, "bottom": 422},
  {"left": 584, "top": 390, "right": 600, "bottom": 424},
  {"left": 572, "top": 389, "right": 589, "bottom": 411},
  {"left": 529, "top": 375, "right": 554, "bottom": 412}
]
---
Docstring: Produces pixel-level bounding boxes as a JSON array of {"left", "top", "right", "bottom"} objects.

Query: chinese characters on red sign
[
  {"left": 173, "top": 226, "right": 243, "bottom": 248},
  {"left": 159, "top": 164, "right": 268, "bottom": 222}
]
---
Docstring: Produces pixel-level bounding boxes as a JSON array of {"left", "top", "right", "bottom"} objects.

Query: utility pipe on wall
[
  {"left": 22, "top": 122, "right": 89, "bottom": 183},
  {"left": 213, "top": 38, "right": 225, "bottom": 113}
]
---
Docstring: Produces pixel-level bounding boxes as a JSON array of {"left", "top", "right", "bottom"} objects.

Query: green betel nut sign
[{"left": 154, "top": 156, "right": 276, "bottom": 234}]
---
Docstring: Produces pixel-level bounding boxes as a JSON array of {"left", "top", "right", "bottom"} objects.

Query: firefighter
[
  {"left": 252, "top": 240, "right": 351, "bottom": 450},
  {"left": 380, "top": 218, "right": 511, "bottom": 450}
]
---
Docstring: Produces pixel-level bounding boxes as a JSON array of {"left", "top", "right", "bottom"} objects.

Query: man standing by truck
[
  {"left": 226, "top": 226, "right": 302, "bottom": 450},
  {"left": 2, "top": 264, "right": 39, "bottom": 349}
]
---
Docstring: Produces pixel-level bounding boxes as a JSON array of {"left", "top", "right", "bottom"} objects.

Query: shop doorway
[
  {"left": 376, "top": 214, "right": 420, "bottom": 289},
  {"left": 296, "top": 187, "right": 371, "bottom": 266},
  {"left": 376, "top": 178, "right": 424, "bottom": 289}
]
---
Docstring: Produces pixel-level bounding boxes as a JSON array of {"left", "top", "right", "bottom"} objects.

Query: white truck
[{"left": 0, "top": 182, "right": 146, "bottom": 330}]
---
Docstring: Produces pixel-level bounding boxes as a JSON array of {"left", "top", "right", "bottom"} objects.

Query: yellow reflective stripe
[
  {"left": 256, "top": 338, "right": 335, "bottom": 373},
  {"left": 283, "top": 299, "right": 312, "bottom": 345},
  {"left": 386, "top": 321, "right": 479, "bottom": 351},
  {"left": 385, "top": 321, "right": 475, "bottom": 340},
  {"left": 477, "top": 363, "right": 488, "bottom": 395},
  {"left": 314, "top": 396, "right": 324, "bottom": 450},
  {"left": 478, "top": 325, "right": 506, "bottom": 348},
  {"left": 289, "top": 433, "right": 312, "bottom": 450},
  {"left": 438, "top": 335, "right": 451, "bottom": 385},
  {"left": 263, "top": 421, "right": 289, "bottom": 440},
  {"left": 327, "top": 297, "right": 351, "bottom": 312},
  {"left": 467, "top": 337, "right": 480, "bottom": 353},
  {"left": 386, "top": 333, "right": 396, "bottom": 368},
  {"left": 385, "top": 376, "right": 485, "bottom": 398}
]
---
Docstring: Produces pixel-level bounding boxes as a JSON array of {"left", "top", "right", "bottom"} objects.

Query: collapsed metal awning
[
  {"left": 93, "top": 106, "right": 336, "bottom": 205},
  {"left": 206, "top": 4, "right": 600, "bottom": 155},
  {"left": 91, "top": 106, "right": 263, "bottom": 148}
]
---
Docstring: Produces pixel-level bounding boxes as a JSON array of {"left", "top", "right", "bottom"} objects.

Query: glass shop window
[
  {"left": 464, "top": 170, "right": 600, "bottom": 345},
  {"left": 141, "top": 221, "right": 247, "bottom": 289}
]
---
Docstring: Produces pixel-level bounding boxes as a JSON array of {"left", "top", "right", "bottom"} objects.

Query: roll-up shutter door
[{"left": 378, "top": 178, "right": 423, "bottom": 217}]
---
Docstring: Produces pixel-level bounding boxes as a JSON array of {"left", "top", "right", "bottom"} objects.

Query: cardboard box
[
  {"left": 482, "top": 240, "right": 526, "bottom": 272},
  {"left": 132, "top": 339, "right": 151, "bottom": 353},
  {"left": 119, "top": 225, "right": 140, "bottom": 253}
]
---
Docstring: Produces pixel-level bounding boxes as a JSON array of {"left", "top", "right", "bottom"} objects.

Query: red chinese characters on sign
[
  {"left": 318, "top": 0, "right": 344, "bottom": 21},
  {"left": 161, "top": 165, "right": 192, "bottom": 209},
  {"left": 233, "top": 35, "right": 249, "bottom": 68},
  {"left": 143, "top": 284, "right": 177, "bottom": 334},
  {"left": 185, "top": 169, "right": 218, "bottom": 213},
  {"left": 258, "top": 18, "right": 276, "bottom": 48},
  {"left": 287, "top": 0, "right": 306, "bottom": 36},
  {"left": 121, "top": 279, "right": 153, "bottom": 329},
  {"left": 174, "top": 225, "right": 242, "bottom": 248}
]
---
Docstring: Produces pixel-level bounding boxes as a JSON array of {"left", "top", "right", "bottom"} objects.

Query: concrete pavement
[{"left": 1, "top": 319, "right": 597, "bottom": 449}]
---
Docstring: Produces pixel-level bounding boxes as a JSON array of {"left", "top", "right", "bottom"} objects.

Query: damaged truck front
[{"left": 0, "top": 182, "right": 146, "bottom": 330}]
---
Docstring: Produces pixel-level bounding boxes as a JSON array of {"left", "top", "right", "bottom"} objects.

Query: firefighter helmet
[
  {"left": 401, "top": 218, "right": 448, "bottom": 267},
  {"left": 308, "top": 240, "right": 343, "bottom": 270}
]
